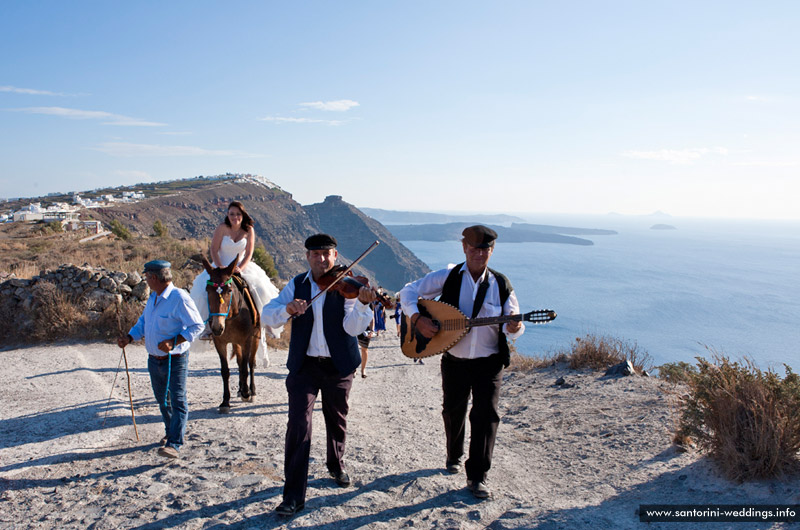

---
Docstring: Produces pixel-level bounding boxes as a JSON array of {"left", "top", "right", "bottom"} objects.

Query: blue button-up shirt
[{"left": 129, "top": 283, "right": 205, "bottom": 357}]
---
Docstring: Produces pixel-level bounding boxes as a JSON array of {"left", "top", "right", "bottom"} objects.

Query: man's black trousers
[{"left": 441, "top": 352, "right": 503, "bottom": 483}]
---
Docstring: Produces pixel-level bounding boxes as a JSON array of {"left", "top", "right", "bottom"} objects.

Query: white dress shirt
[
  {"left": 262, "top": 271, "right": 374, "bottom": 358},
  {"left": 399, "top": 264, "right": 524, "bottom": 359}
]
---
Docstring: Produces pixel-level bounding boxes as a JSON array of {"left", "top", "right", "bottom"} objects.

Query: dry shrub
[
  {"left": 88, "top": 299, "right": 144, "bottom": 342},
  {"left": 506, "top": 334, "right": 652, "bottom": 374},
  {"left": 7, "top": 261, "right": 39, "bottom": 280},
  {"left": 29, "top": 281, "right": 89, "bottom": 341},
  {"left": 507, "top": 346, "right": 571, "bottom": 373},
  {"left": 675, "top": 353, "right": 800, "bottom": 481},
  {"left": 18, "top": 281, "right": 144, "bottom": 343},
  {"left": 0, "top": 228, "right": 204, "bottom": 291},
  {"left": 564, "top": 334, "right": 652, "bottom": 373},
  {"left": 507, "top": 352, "right": 550, "bottom": 372}
]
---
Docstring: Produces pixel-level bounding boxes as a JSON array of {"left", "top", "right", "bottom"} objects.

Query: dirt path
[{"left": 1, "top": 335, "right": 796, "bottom": 529}]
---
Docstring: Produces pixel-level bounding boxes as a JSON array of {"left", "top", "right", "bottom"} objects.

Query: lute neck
[{"left": 468, "top": 314, "right": 521, "bottom": 328}]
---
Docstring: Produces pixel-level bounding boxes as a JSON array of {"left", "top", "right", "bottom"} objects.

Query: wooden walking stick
[
  {"left": 116, "top": 301, "right": 140, "bottom": 442},
  {"left": 102, "top": 351, "right": 124, "bottom": 427}
]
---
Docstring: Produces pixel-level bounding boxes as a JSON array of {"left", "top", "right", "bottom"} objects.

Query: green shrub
[
  {"left": 35, "top": 221, "right": 64, "bottom": 235},
  {"left": 675, "top": 354, "right": 800, "bottom": 481},
  {"left": 252, "top": 245, "right": 278, "bottom": 280},
  {"left": 658, "top": 361, "right": 697, "bottom": 385},
  {"left": 153, "top": 219, "right": 169, "bottom": 238},
  {"left": 109, "top": 220, "right": 132, "bottom": 241}
]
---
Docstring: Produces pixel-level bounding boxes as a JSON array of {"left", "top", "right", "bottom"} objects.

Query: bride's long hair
[{"left": 224, "top": 201, "right": 254, "bottom": 231}]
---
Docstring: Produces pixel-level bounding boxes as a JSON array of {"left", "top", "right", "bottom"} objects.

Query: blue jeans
[{"left": 148, "top": 353, "right": 189, "bottom": 450}]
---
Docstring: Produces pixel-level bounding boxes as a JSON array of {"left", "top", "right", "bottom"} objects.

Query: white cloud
[
  {"left": 10, "top": 106, "right": 165, "bottom": 126},
  {"left": 114, "top": 169, "right": 153, "bottom": 180},
  {"left": 299, "top": 99, "right": 360, "bottom": 112},
  {"left": 0, "top": 85, "right": 66, "bottom": 96},
  {"left": 93, "top": 142, "right": 263, "bottom": 158},
  {"left": 621, "top": 147, "right": 729, "bottom": 164},
  {"left": 259, "top": 116, "right": 345, "bottom": 125}
]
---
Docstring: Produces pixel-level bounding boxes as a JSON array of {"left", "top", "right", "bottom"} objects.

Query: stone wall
[{"left": 0, "top": 264, "right": 151, "bottom": 314}]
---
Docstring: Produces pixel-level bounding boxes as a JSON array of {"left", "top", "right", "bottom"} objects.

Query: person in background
[
  {"left": 117, "top": 260, "right": 204, "bottom": 459},
  {"left": 393, "top": 296, "right": 402, "bottom": 337},
  {"left": 357, "top": 310, "right": 376, "bottom": 378},
  {"left": 262, "top": 234, "right": 376, "bottom": 516},
  {"left": 399, "top": 225, "right": 524, "bottom": 499},
  {"left": 373, "top": 299, "right": 386, "bottom": 336}
]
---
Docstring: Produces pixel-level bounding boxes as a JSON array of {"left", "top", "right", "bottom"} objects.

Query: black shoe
[
  {"left": 329, "top": 468, "right": 351, "bottom": 487},
  {"left": 275, "top": 499, "right": 304, "bottom": 516},
  {"left": 467, "top": 479, "right": 491, "bottom": 499},
  {"left": 446, "top": 460, "right": 462, "bottom": 474}
]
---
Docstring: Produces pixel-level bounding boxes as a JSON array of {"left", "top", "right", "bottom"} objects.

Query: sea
[{"left": 400, "top": 215, "right": 800, "bottom": 372}]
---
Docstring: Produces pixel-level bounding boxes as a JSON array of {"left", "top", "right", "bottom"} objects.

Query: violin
[{"left": 316, "top": 265, "right": 395, "bottom": 309}]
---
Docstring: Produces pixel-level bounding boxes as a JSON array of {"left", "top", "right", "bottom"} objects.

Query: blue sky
[{"left": 2, "top": 1, "right": 799, "bottom": 219}]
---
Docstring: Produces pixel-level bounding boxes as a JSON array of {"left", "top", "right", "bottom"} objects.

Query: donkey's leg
[
  {"left": 216, "top": 341, "right": 232, "bottom": 413},
  {"left": 248, "top": 330, "right": 259, "bottom": 398},
  {"left": 234, "top": 343, "right": 252, "bottom": 402}
]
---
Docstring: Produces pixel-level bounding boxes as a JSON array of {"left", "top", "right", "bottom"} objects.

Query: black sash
[{"left": 471, "top": 279, "right": 490, "bottom": 319}]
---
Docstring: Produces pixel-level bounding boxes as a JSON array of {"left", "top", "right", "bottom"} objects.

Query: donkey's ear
[
  {"left": 202, "top": 256, "right": 213, "bottom": 274},
  {"left": 224, "top": 258, "right": 237, "bottom": 274}
]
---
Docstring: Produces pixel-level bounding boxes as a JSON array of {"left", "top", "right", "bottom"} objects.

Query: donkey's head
[{"left": 202, "top": 257, "right": 237, "bottom": 336}]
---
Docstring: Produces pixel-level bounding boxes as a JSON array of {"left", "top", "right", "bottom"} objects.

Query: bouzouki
[{"left": 400, "top": 298, "right": 557, "bottom": 359}]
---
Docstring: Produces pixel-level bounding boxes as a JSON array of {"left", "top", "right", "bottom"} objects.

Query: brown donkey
[{"left": 202, "top": 257, "right": 261, "bottom": 413}]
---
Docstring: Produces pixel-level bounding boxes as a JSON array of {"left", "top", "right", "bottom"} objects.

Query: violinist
[
  {"left": 261, "top": 233, "right": 376, "bottom": 517},
  {"left": 399, "top": 225, "right": 524, "bottom": 500}
]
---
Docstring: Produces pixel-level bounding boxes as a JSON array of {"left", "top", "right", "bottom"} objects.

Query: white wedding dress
[{"left": 190, "top": 236, "right": 282, "bottom": 364}]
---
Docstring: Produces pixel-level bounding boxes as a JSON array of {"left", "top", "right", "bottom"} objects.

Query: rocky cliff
[{"left": 304, "top": 196, "right": 430, "bottom": 291}]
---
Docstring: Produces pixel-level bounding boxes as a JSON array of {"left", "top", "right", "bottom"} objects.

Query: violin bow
[{"left": 308, "top": 240, "right": 380, "bottom": 305}]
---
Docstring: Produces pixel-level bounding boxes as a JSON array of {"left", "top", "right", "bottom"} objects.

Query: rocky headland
[{"left": 384, "top": 222, "right": 618, "bottom": 246}]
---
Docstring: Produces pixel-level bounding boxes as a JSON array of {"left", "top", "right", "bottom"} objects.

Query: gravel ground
[{"left": 1, "top": 334, "right": 797, "bottom": 529}]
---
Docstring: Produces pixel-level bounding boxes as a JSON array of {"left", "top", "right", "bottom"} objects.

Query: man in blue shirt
[{"left": 117, "top": 260, "right": 204, "bottom": 459}]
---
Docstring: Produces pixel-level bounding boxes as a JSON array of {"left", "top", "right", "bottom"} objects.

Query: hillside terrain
[
  {"left": 87, "top": 179, "right": 317, "bottom": 279},
  {"left": 3, "top": 178, "right": 429, "bottom": 291}
]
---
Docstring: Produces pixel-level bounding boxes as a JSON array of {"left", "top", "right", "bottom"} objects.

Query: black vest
[
  {"left": 287, "top": 273, "right": 361, "bottom": 376},
  {"left": 439, "top": 263, "right": 513, "bottom": 367}
]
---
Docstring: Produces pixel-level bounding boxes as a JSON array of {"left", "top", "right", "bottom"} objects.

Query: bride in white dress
[{"left": 189, "top": 201, "right": 282, "bottom": 363}]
